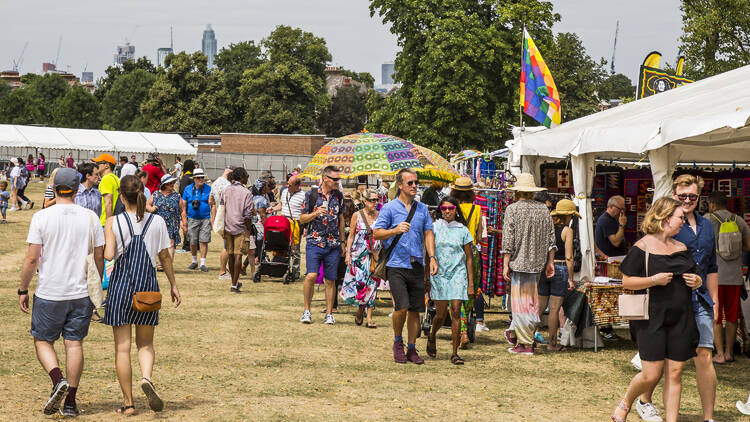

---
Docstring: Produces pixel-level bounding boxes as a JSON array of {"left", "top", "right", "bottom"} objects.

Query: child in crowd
[{"left": 0, "top": 180, "right": 9, "bottom": 223}]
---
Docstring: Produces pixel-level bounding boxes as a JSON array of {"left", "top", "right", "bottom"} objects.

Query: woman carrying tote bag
[
  {"left": 103, "top": 175, "right": 181, "bottom": 416},
  {"left": 611, "top": 197, "right": 703, "bottom": 422}
]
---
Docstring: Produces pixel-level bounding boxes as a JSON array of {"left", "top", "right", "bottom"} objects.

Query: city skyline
[{"left": 1, "top": 0, "right": 682, "bottom": 85}]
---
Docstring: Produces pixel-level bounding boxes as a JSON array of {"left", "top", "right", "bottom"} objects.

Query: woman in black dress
[{"left": 612, "top": 197, "right": 703, "bottom": 422}]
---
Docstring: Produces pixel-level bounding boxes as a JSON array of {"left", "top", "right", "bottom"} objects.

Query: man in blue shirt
[
  {"left": 74, "top": 163, "right": 101, "bottom": 216},
  {"left": 374, "top": 168, "right": 437, "bottom": 365},
  {"left": 181, "top": 168, "right": 212, "bottom": 272},
  {"left": 637, "top": 174, "right": 718, "bottom": 422}
]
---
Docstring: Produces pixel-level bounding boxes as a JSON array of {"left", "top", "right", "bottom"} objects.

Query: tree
[
  {"left": 680, "top": 0, "right": 750, "bottom": 79},
  {"left": 598, "top": 73, "right": 636, "bottom": 100},
  {"left": 26, "top": 73, "right": 70, "bottom": 124},
  {"left": 101, "top": 69, "right": 157, "bottom": 131},
  {"left": 239, "top": 61, "right": 330, "bottom": 133},
  {"left": 141, "top": 52, "right": 229, "bottom": 134},
  {"left": 215, "top": 41, "right": 264, "bottom": 131},
  {"left": 0, "top": 83, "right": 11, "bottom": 100},
  {"left": 341, "top": 70, "right": 375, "bottom": 88},
  {"left": 0, "top": 88, "right": 43, "bottom": 124},
  {"left": 545, "top": 32, "right": 608, "bottom": 121},
  {"left": 262, "top": 25, "right": 332, "bottom": 81},
  {"left": 95, "top": 57, "right": 156, "bottom": 101},
  {"left": 52, "top": 86, "right": 101, "bottom": 129},
  {"left": 367, "top": 0, "right": 559, "bottom": 152},
  {"left": 326, "top": 85, "right": 369, "bottom": 137}
]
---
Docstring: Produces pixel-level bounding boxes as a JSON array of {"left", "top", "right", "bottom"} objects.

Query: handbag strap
[
  {"left": 359, "top": 210, "right": 373, "bottom": 252},
  {"left": 643, "top": 241, "right": 649, "bottom": 277},
  {"left": 382, "top": 201, "right": 419, "bottom": 262}
]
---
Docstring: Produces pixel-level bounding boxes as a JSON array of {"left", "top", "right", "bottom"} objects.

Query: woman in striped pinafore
[{"left": 103, "top": 175, "right": 181, "bottom": 416}]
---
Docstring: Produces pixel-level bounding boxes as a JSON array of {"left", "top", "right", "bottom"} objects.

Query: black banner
[{"left": 636, "top": 66, "right": 694, "bottom": 99}]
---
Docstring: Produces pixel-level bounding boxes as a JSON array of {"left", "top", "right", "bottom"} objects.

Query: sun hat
[
  {"left": 53, "top": 168, "right": 79, "bottom": 194},
  {"left": 507, "top": 173, "right": 546, "bottom": 192},
  {"left": 450, "top": 177, "right": 474, "bottom": 191},
  {"left": 10, "top": 157, "right": 19, "bottom": 165},
  {"left": 550, "top": 199, "right": 582, "bottom": 218},
  {"left": 92, "top": 153, "right": 116, "bottom": 165},
  {"left": 191, "top": 168, "right": 206, "bottom": 178},
  {"left": 160, "top": 174, "right": 177, "bottom": 186}
]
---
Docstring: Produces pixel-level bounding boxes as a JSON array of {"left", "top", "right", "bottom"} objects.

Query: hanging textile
[{"left": 476, "top": 191, "right": 509, "bottom": 297}]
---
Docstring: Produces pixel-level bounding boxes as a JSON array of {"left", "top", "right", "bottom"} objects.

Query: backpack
[
  {"left": 19, "top": 166, "right": 29, "bottom": 180},
  {"left": 711, "top": 212, "right": 743, "bottom": 261},
  {"left": 303, "top": 188, "right": 343, "bottom": 231}
]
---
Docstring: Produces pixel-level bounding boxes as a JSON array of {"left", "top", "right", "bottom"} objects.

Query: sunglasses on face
[
  {"left": 326, "top": 175, "right": 341, "bottom": 182},
  {"left": 440, "top": 205, "right": 456, "bottom": 211},
  {"left": 365, "top": 198, "right": 378, "bottom": 203},
  {"left": 676, "top": 193, "right": 699, "bottom": 202},
  {"left": 194, "top": 177, "right": 205, "bottom": 180},
  {"left": 405, "top": 180, "right": 419, "bottom": 187}
]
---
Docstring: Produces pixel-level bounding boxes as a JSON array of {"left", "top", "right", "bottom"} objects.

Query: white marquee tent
[
  {"left": 508, "top": 64, "right": 750, "bottom": 283},
  {"left": 0, "top": 125, "right": 196, "bottom": 167}
]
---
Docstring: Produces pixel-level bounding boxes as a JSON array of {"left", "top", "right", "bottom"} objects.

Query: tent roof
[
  {"left": 0, "top": 125, "right": 196, "bottom": 155},
  {"left": 512, "top": 64, "right": 750, "bottom": 161}
]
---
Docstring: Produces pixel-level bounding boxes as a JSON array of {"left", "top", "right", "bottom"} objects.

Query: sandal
[
  {"left": 366, "top": 322, "right": 377, "bottom": 329},
  {"left": 450, "top": 354, "right": 465, "bottom": 365},
  {"left": 547, "top": 344, "right": 567, "bottom": 352},
  {"left": 117, "top": 405, "right": 135, "bottom": 416},
  {"left": 426, "top": 337, "right": 437, "bottom": 358},
  {"left": 611, "top": 399, "right": 630, "bottom": 422},
  {"left": 354, "top": 312, "right": 364, "bottom": 326}
]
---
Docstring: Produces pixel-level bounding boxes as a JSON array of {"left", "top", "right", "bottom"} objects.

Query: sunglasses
[
  {"left": 405, "top": 180, "right": 419, "bottom": 186},
  {"left": 326, "top": 175, "right": 341, "bottom": 182},
  {"left": 440, "top": 205, "right": 456, "bottom": 211},
  {"left": 194, "top": 177, "right": 205, "bottom": 180},
  {"left": 676, "top": 193, "right": 699, "bottom": 202},
  {"left": 365, "top": 198, "right": 378, "bottom": 203}
]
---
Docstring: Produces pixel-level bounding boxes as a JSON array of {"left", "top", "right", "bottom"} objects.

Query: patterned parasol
[
  {"left": 301, "top": 132, "right": 459, "bottom": 182},
  {"left": 414, "top": 145, "right": 460, "bottom": 182},
  {"left": 450, "top": 149, "right": 483, "bottom": 164}
]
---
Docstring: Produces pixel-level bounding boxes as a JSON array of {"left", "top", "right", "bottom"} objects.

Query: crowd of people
[{"left": 10, "top": 153, "right": 750, "bottom": 419}]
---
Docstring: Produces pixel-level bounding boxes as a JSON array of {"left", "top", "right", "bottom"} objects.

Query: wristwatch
[
  {"left": 17, "top": 288, "right": 28, "bottom": 296},
  {"left": 429, "top": 256, "right": 437, "bottom": 261}
]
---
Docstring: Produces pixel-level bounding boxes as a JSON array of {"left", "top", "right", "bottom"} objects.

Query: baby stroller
[
  {"left": 420, "top": 293, "right": 477, "bottom": 344},
  {"left": 254, "top": 215, "right": 296, "bottom": 284}
]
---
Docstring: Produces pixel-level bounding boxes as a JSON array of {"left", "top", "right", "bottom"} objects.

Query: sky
[{"left": 1, "top": 0, "right": 683, "bottom": 86}]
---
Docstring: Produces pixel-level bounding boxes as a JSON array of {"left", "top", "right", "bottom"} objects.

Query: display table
[{"left": 584, "top": 279, "right": 632, "bottom": 352}]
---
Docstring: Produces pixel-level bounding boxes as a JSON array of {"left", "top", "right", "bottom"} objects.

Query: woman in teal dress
[
  {"left": 426, "top": 197, "right": 474, "bottom": 365},
  {"left": 146, "top": 174, "right": 181, "bottom": 265}
]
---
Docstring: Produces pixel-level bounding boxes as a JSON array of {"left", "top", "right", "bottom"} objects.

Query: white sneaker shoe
[
  {"left": 7, "top": 207, "right": 16, "bottom": 212},
  {"left": 324, "top": 313, "right": 335, "bottom": 325},
  {"left": 631, "top": 352, "right": 642, "bottom": 371},
  {"left": 475, "top": 323, "right": 490, "bottom": 332},
  {"left": 737, "top": 400, "right": 750, "bottom": 415},
  {"left": 218, "top": 272, "right": 231, "bottom": 280},
  {"left": 635, "top": 399, "right": 663, "bottom": 422},
  {"left": 300, "top": 310, "right": 312, "bottom": 324}
]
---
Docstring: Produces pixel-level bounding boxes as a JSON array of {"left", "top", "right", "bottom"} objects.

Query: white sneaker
[
  {"left": 218, "top": 272, "right": 231, "bottom": 280},
  {"left": 635, "top": 399, "right": 663, "bottom": 422},
  {"left": 300, "top": 310, "right": 312, "bottom": 324},
  {"left": 324, "top": 313, "right": 335, "bottom": 325},
  {"left": 631, "top": 352, "right": 642, "bottom": 371},
  {"left": 475, "top": 323, "right": 490, "bottom": 332},
  {"left": 737, "top": 400, "right": 750, "bottom": 415},
  {"left": 7, "top": 207, "right": 16, "bottom": 212}
]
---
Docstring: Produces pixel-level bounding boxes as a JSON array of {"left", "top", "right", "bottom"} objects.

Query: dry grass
[{"left": 1, "top": 183, "right": 748, "bottom": 421}]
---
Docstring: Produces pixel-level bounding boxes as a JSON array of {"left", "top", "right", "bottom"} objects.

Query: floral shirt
[
  {"left": 303, "top": 188, "right": 344, "bottom": 248},
  {"left": 501, "top": 199, "right": 556, "bottom": 273}
]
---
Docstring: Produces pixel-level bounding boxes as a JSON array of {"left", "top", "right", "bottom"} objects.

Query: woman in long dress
[
  {"left": 146, "top": 174, "right": 182, "bottom": 267},
  {"left": 340, "top": 189, "right": 381, "bottom": 327}
]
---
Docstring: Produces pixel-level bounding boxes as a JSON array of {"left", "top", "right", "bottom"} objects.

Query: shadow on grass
[{"left": 82, "top": 398, "right": 214, "bottom": 416}]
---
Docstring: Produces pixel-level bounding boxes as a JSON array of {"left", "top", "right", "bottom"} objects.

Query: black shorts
[
  {"left": 31, "top": 296, "right": 94, "bottom": 341},
  {"left": 387, "top": 264, "right": 425, "bottom": 312}
]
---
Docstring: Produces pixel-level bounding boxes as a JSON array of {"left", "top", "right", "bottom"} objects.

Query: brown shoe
[
  {"left": 393, "top": 341, "right": 407, "bottom": 364},
  {"left": 406, "top": 347, "right": 424, "bottom": 364}
]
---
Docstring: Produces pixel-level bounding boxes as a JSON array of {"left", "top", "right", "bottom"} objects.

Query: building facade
[
  {"left": 114, "top": 43, "right": 135, "bottom": 66},
  {"left": 381, "top": 62, "right": 395, "bottom": 85},
  {"left": 201, "top": 24, "right": 217, "bottom": 68},
  {"left": 157, "top": 47, "right": 173, "bottom": 67}
]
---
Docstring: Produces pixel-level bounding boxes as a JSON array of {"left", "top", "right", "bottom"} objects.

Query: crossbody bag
[
  {"left": 618, "top": 243, "right": 650, "bottom": 320},
  {"left": 358, "top": 210, "right": 380, "bottom": 273}
]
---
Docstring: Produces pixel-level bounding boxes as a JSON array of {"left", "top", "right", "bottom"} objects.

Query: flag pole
[{"left": 519, "top": 24, "right": 524, "bottom": 131}]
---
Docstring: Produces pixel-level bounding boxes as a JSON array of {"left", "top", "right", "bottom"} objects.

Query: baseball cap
[
  {"left": 192, "top": 168, "right": 206, "bottom": 178},
  {"left": 54, "top": 168, "right": 80, "bottom": 194},
  {"left": 92, "top": 153, "right": 116, "bottom": 165}
]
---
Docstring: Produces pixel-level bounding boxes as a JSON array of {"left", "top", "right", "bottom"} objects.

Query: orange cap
[{"left": 92, "top": 153, "right": 116, "bottom": 165}]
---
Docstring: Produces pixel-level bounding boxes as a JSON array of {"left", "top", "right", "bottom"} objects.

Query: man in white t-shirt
[
  {"left": 275, "top": 174, "right": 305, "bottom": 279},
  {"left": 18, "top": 168, "right": 105, "bottom": 417},
  {"left": 119, "top": 156, "right": 137, "bottom": 178}
]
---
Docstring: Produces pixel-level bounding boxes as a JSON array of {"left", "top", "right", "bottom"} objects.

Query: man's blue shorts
[
  {"left": 31, "top": 296, "right": 94, "bottom": 341},
  {"left": 306, "top": 244, "right": 341, "bottom": 281},
  {"left": 693, "top": 298, "right": 714, "bottom": 350}
]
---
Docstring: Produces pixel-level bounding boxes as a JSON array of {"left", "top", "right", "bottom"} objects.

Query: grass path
[{"left": 0, "top": 183, "right": 747, "bottom": 421}]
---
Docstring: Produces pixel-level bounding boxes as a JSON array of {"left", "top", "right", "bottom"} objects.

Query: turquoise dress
[{"left": 431, "top": 219, "right": 473, "bottom": 301}]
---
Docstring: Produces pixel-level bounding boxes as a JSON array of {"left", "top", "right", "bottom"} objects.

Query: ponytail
[{"left": 119, "top": 175, "right": 147, "bottom": 222}]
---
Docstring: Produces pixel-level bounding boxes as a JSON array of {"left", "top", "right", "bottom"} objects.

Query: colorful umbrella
[
  {"left": 301, "top": 132, "right": 459, "bottom": 182},
  {"left": 414, "top": 145, "right": 460, "bottom": 182},
  {"left": 450, "top": 149, "right": 483, "bottom": 164}
]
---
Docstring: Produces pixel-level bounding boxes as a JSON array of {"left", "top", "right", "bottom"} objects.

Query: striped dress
[{"left": 103, "top": 214, "right": 160, "bottom": 326}]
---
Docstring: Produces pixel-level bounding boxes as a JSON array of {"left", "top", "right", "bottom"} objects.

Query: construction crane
[
  {"left": 12, "top": 41, "right": 28, "bottom": 72},
  {"left": 610, "top": 20, "right": 619, "bottom": 75},
  {"left": 54, "top": 36, "right": 62, "bottom": 67}
]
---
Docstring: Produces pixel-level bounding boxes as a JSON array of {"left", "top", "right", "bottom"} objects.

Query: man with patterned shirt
[
  {"left": 299, "top": 166, "right": 345, "bottom": 325},
  {"left": 502, "top": 173, "right": 556, "bottom": 355},
  {"left": 74, "top": 163, "right": 101, "bottom": 216}
]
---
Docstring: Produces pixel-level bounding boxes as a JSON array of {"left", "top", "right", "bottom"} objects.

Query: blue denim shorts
[
  {"left": 305, "top": 244, "right": 341, "bottom": 281},
  {"left": 31, "top": 296, "right": 94, "bottom": 341},
  {"left": 538, "top": 263, "right": 569, "bottom": 297},
  {"left": 693, "top": 299, "right": 714, "bottom": 349}
]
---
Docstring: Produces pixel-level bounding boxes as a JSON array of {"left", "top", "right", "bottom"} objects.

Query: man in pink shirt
[{"left": 222, "top": 167, "right": 255, "bottom": 292}]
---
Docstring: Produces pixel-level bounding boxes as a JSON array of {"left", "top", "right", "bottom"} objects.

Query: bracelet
[{"left": 17, "top": 289, "right": 28, "bottom": 296}]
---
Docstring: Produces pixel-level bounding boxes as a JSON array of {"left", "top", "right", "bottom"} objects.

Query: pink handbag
[{"left": 618, "top": 245, "right": 650, "bottom": 321}]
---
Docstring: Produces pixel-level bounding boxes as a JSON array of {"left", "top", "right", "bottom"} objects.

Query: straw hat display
[
  {"left": 550, "top": 199, "right": 582, "bottom": 218},
  {"left": 450, "top": 177, "right": 474, "bottom": 191},
  {"left": 507, "top": 173, "right": 545, "bottom": 192}
]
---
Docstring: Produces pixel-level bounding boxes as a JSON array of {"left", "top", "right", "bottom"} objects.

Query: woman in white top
[{"left": 104, "top": 175, "right": 181, "bottom": 415}]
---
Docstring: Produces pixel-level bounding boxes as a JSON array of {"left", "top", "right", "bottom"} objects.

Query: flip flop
[
  {"left": 366, "top": 322, "right": 377, "bottom": 329},
  {"left": 354, "top": 313, "right": 364, "bottom": 326},
  {"left": 117, "top": 405, "right": 135, "bottom": 416},
  {"left": 450, "top": 354, "right": 465, "bottom": 365}
]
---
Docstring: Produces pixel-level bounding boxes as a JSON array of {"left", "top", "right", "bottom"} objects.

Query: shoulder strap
[
  {"left": 383, "top": 201, "right": 419, "bottom": 259},
  {"left": 122, "top": 212, "right": 135, "bottom": 236},
  {"left": 116, "top": 215, "right": 125, "bottom": 248},
  {"left": 359, "top": 210, "right": 371, "bottom": 232},
  {"left": 643, "top": 241, "right": 650, "bottom": 277},
  {"left": 465, "top": 204, "right": 476, "bottom": 223},
  {"left": 286, "top": 190, "right": 294, "bottom": 218},
  {"left": 141, "top": 214, "right": 155, "bottom": 236},
  {"left": 404, "top": 200, "right": 419, "bottom": 223},
  {"left": 306, "top": 189, "right": 318, "bottom": 214}
]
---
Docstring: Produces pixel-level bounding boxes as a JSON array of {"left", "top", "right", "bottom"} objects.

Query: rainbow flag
[{"left": 520, "top": 29, "right": 561, "bottom": 128}]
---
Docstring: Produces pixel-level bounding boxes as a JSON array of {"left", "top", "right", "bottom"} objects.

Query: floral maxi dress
[{"left": 340, "top": 214, "right": 381, "bottom": 308}]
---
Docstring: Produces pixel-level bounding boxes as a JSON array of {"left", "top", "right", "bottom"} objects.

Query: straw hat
[
  {"left": 450, "top": 177, "right": 474, "bottom": 191},
  {"left": 507, "top": 173, "right": 545, "bottom": 192},
  {"left": 550, "top": 199, "right": 582, "bottom": 218}
]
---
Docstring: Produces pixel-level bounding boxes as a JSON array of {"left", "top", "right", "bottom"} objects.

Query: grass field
[{"left": 1, "top": 182, "right": 748, "bottom": 421}]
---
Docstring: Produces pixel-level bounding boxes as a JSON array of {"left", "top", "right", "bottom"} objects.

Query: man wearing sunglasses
[
  {"left": 374, "top": 168, "right": 437, "bottom": 365},
  {"left": 299, "top": 166, "right": 346, "bottom": 325},
  {"left": 636, "top": 174, "right": 719, "bottom": 422}
]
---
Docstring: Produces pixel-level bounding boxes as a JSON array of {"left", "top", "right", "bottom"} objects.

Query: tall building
[
  {"left": 381, "top": 62, "right": 395, "bottom": 85},
  {"left": 202, "top": 24, "right": 217, "bottom": 68},
  {"left": 42, "top": 62, "right": 57, "bottom": 73},
  {"left": 114, "top": 43, "right": 135, "bottom": 66},
  {"left": 81, "top": 71, "right": 93, "bottom": 83},
  {"left": 157, "top": 48, "right": 173, "bottom": 67}
]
